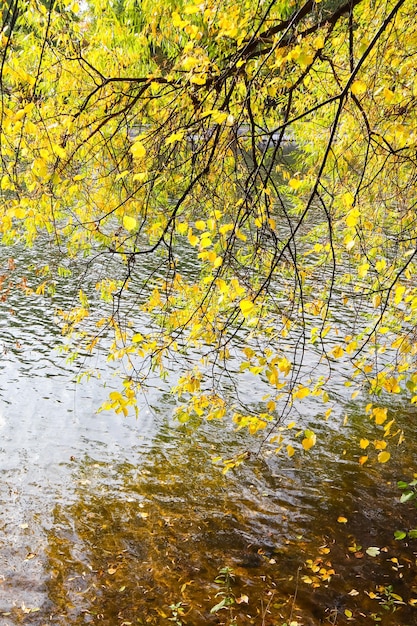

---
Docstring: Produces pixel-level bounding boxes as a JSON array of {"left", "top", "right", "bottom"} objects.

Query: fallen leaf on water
[
  {"left": 236, "top": 594, "right": 249, "bottom": 604},
  {"left": 366, "top": 547, "right": 380, "bottom": 557}
]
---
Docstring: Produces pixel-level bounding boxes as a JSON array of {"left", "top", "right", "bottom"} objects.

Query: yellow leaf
[
  {"left": 359, "top": 438, "right": 369, "bottom": 449},
  {"left": 123, "top": 215, "right": 137, "bottom": 231},
  {"left": 378, "top": 451, "right": 390, "bottom": 463},
  {"left": 373, "top": 407, "right": 387, "bottom": 425},
  {"left": 358, "top": 263, "right": 369, "bottom": 278},
  {"left": 240, "top": 299, "right": 254, "bottom": 316},
  {"left": 342, "top": 191, "right": 354, "bottom": 207},
  {"left": 332, "top": 345, "right": 344, "bottom": 359},
  {"left": 165, "top": 130, "right": 185, "bottom": 145},
  {"left": 313, "top": 34, "right": 325, "bottom": 50},
  {"left": 359, "top": 455, "right": 368, "bottom": 465},
  {"left": 294, "top": 386, "right": 310, "bottom": 399},
  {"left": 131, "top": 140, "right": 146, "bottom": 159},
  {"left": 289, "top": 178, "right": 302, "bottom": 190},
  {"left": 375, "top": 259, "right": 386, "bottom": 273},
  {"left": 302, "top": 431, "right": 316, "bottom": 451},
  {"left": 338, "top": 516, "right": 348, "bottom": 524},
  {"left": 394, "top": 285, "right": 406, "bottom": 305},
  {"left": 287, "top": 444, "right": 295, "bottom": 458},
  {"left": 172, "top": 12, "right": 188, "bottom": 28},
  {"left": 351, "top": 80, "right": 367, "bottom": 95},
  {"left": 383, "top": 377, "right": 401, "bottom": 393},
  {"left": 346, "top": 208, "right": 359, "bottom": 228}
]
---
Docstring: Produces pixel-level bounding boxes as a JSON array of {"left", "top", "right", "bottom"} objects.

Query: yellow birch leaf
[
  {"left": 383, "top": 377, "right": 401, "bottom": 393},
  {"left": 346, "top": 208, "right": 359, "bottom": 228},
  {"left": 165, "top": 131, "right": 185, "bottom": 145},
  {"left": 131, "top": 140, "right": 146, "bottom": 159},
  {"left": 302, "top": 431, "right": 316, "bottom": 451},
  {"left": 394, "top": 285, "right": 406, "bottom": 304},
  {"left": 373, "top": 407, "right": 387, "bottom": 424},
  {"left": 378, "top": 451, "right": 390, "bottom": 463},
  {"left": 240, "top": 300, "right": 254, "bottom": 316},
  {"left": 123, "top": 215, "right": 137, "bottom": 231},
  {"left": 332, "top": 345, "right": 344, "bottom": 359},
  {"left": 289, "top": 178, "right": 302, "bottom": 190},
  {"left": 351, "top": 80, "right": 367, "bottom": 95},
  {"left": 359, "top": 438, "right": 369, "bottom": 449},
  {"left": 357, "top": 263, "right": 369, "bottom": 278},
  {"left": 287, "top": 444, "right": 295, "bottom": 458},
  {"left": 294, "top": 386, "right": 310, "bottom": 399}
]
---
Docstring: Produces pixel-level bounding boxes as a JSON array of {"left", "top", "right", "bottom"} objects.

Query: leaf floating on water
[
  {"left": 236, "top": 594, "right": 249, "bottom": 604},
  {"left": 337, "top": 516, "right": 348, "bottom": 524},
  {"left": 394, "top": 530, "right": 407, "bottom": 540},
  {"left": 366, "top": 547, "right": 380, "bottom": 557},
  {"left": 348, "top": 589, "right": 359, "bottom": 596},
  {"left": 377, "top": 451, "right": 390, "bottom": 464}
]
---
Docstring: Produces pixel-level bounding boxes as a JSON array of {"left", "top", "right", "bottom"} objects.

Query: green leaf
[
  {"left": 394, "top": 530, "right": 407, "bottom": 540},
  {"left": 210, "top": 598, "right": 227, "bottom": 613},
  {"left": 400, "top": 491, "right": 415, "bottom": 503},
  {"left": 408, "top": 529, "right": 417, "bottom": 539},
  {"left": 397, "top": 481, "right": 409, "bottom": 489}
]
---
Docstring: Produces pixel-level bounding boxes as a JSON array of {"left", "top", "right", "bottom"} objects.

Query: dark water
[{"left": 0, "top": 247, "right": 416, "bottom": 626}]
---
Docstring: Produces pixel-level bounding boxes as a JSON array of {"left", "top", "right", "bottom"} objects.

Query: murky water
[{"left": 0, "top": 245, "right": 416, "bottom": 626}]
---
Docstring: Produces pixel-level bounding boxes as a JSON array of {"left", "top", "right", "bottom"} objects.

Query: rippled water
[{"left": 0, "top": 244, "right": 416, "bottom": 626}]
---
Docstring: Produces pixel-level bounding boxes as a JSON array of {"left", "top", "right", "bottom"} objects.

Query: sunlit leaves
[
  {"left": 377, "top": 451, "right": 390, "bottom": 463},
  {"left": 123, "top": 215, "right": 137, "bottom": 231},
  {"left": 302, "top": 430, "right": 316, "bottom": 451},
  {"left": 0, "top": 0, "right": 415, "bottom": 471},
  {"left": 351, "top": 80, "right": 367, "bottom": 96},
  {"left": 131, "top": 140, "right": 147, "bottom": 159}
]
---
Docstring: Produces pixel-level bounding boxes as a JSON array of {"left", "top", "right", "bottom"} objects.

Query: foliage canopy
[{"left": 1, "top": 0, "right": 416, "bottom": 463}]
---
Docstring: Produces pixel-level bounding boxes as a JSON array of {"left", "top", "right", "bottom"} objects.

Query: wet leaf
[
  {"left": 366, "top": 547, "right": 380, "bottom": 557},
  {"left": 337, "top": 516, "right": 348, "bottom": 523},
  {"left": 236, "top": 594, "right": 249, "bottom": 604},
  {"left": 394, "top": 530, "right": 407, "bottom": 540},
  {"left": 400, "top": 491, "right": 415, "bottom": 503},
  {"left": 377, "top": 451, "right": 390, "bottom": 464}
]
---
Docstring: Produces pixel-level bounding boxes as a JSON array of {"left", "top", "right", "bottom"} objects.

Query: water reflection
[{"left": 0, "top": 245, "right": 417, "bottom": 625}]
